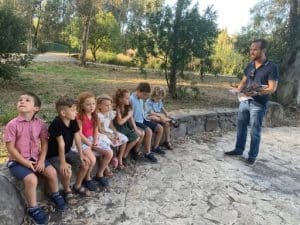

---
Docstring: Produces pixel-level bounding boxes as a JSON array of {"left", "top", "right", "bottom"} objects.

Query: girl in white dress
[{"left": 97, "top": 94, "right": 128, "bottom": 169}]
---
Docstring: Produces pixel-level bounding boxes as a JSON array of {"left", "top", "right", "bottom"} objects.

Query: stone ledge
[{"left": 0, "top": 102, "right": 284, "bottom": 224}]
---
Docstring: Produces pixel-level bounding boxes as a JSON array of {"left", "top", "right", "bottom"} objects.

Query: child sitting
[
  {"left": 96, "top": 94, "right": 128, "bottom": 169},
  {"left": 47, "top": 96, "right": 92, "bottom": 202},
  {"left": 4, "top": 92, "right": 65, "bottom": 225},
  {"left": 145, "top": 86, "right": 174, "bottom": 150},
  {"left": 130, "top": 82, "right": 164, "bottom": 162},
  {"left": 77, "top": 91, "right": 113, "bottom": 187},
  {"left": 113, "top": 89, "right": 143, "bottom": 165}
]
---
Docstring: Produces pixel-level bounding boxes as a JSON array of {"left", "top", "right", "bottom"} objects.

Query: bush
[{"left": 0, "top": 111, "right": 16, "bottom": 126}]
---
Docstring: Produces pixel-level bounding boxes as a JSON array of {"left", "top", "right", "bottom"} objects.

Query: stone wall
[
  {"left": 169, "top": 101, "right": 284, "bottom": 139},
  {"left": 0, "top": 103, "right": 284, "bottom": 225}
]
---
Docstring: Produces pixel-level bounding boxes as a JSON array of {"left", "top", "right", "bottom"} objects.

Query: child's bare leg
[
  {"left": 95, "top": 149, "right": 113, "bottom": 177},
  {"left": 43, "top": 165, "right": 59, "bottom": 193},
  {"left": 74, "top": 159, "right": 90, "bottom": 189},
  {"left": 117, "top": 143, "right": 126, "bottom": 163},
  {"left": 153, "top": 124, "right": 163, "bottom": 149},
  {"left": 24, "top": 173, "right": 38, "bottom": 207},
  {"left": 124, "top": 138, "right": 139, "bottom": 158},
  {"left": 83, "top": 149, "right": 96, "bottom": 181},
  {"left": 164, "top": 122, "right": 171, "bottom": 143},
  {"left": 143, "top": 127, "right": 152, "bottom": 154}
]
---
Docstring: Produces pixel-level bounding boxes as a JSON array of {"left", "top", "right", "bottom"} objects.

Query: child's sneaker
[
  {"left": 152, "top": 147, "right": 166, "bottom": 155},
  {"left": 83, "top": 179, "right": 97, "bottom": 191},
  {"left": 94, "top": 176, "right": 109, "bottom": 187},
  {"left": 163, "top": 141, "right": 173, "bottom": 150},
  {"left": 130, "top": 150, "right": 140, "bottom": 161},
  {"left": 144, "top": 152, "right": 158, "bottom": 163},
  {"left": 27, "top": 206, "right": 49, "bottom": 225},
  {"left": 50, "top": 192, "right": 67, "bottom": 211}
]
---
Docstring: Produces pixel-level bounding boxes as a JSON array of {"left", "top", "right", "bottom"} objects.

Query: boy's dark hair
[
  {"left": 55, "top": 95, "right": 77, "bottom": 113},
  {"left": 22, "top": 92, "right": 41, "bottom": 108},
  {"left": 252, "top": 39, "right": 267, "bottom": 50},
  {"left": 136, "top": 82, "right": 151, "bottom": 93}
]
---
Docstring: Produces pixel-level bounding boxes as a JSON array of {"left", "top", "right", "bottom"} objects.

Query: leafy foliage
[
  {"left": 0, "top": 5, "right": 28, "bottom": 79},
  {"left": 211, "top": 30, "right": 247, "bottom": 78},
  {"left": 135, "top": 0, "right": 218, "bottom": 97},
  {"left": 89, "top": 12, "right": 121, "bottom": 61}
]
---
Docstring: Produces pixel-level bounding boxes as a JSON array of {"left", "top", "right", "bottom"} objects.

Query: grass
[{"left": 5, "top": 61, "right": 297, "bottom": 163}]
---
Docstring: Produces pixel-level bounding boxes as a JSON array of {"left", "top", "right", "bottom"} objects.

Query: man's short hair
[
  {"left": 136, "top": 82, "right": 151, "bottom": 93},
  {"left": 55, "top": 96, "right": 77, "bottom": 113},
  {"left": 252, "top": 39, "right": 268, "bottom": 50}
]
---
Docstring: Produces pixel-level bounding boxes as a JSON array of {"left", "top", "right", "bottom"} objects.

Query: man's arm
[
  {"left": 259, "top": 80, "right": 278, "bottom": 95},
  {"left": 230, "top": 75, "right": 247, "bottom": 93}
]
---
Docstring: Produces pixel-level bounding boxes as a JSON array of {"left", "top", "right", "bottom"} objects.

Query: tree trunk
[
  {"left": 26, "top": 5, "right": 33, "bottom": 53},
  {"left": 169, "top": 65, "right": 177, "bottom": 98},
  {"left": 277, "top": 1, "right": 300, "bottom": 107},
  {"left": 80, "top": 15, "right": 91, "bottom": 66}
]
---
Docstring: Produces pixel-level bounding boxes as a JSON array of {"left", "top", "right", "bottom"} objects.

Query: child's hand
[
  {"left": 60, "top": 162, "right": 71, "bottom": 176},
  {"left": 26, "top": 160, "right": 36, "bottom": 172},
  {"left": 35, "top": 160, "right": 45, "bottom": 173}
]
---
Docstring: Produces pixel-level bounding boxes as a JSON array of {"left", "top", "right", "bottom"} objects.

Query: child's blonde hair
[
  {"left": 96, "top": 94, "right": 113, "bottom": 105},
  {"left": 151, "top": 86, "right": 166, "bottom": 99}
]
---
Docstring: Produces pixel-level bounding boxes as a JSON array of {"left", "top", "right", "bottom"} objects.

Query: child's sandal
[
  {"left": 104, "top": 170, "right": 114, "bottom": 178},
  {"left": 118, "top": 162, "right": 125, "bottom": 169},
  {"left": 64, "top": 191, "right": 78, "bottom": 205},
  {"left": 72, "top": 185, "right": 91, "bottom": 197}
]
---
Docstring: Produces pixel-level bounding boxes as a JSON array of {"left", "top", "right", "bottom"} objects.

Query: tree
[
  {"left": 136, "top": 0, "right": 217, "bottom": 98},
  {"left": 89, "top": 12, "right": 120, "bottom": 61},
  {"left": 211, "top": 30, "right": 247, "bottom": 77},
  {"left": 277, "top": 0, "right": 300, "bottom": 106},
  {"left": 0, "top": 5, "right": 28, "bottom": 79},
  {"left": 76, "top": 0, "right": 94, "bottom": 65}
]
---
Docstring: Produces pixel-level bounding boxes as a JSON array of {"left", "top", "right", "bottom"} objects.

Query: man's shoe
[
  {"left": 247, "top": 157, "right": 256, "bottom": 165},
  {"left": 144, "top": 152, "right": 158, "bottom": 163},
  {"left": 224, "top": 150, "right": 242, "bottom": 156},
  {"left": 152, "top": 147, "right": 166, "bottom": 155}
]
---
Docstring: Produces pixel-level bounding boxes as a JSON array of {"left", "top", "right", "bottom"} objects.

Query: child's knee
[
  {"left": 105, "top": 150, "right": 113, "bottom": 159},
  {"left": 145, "top": 127, "right": 152, "bottom": 137},
  {"left": 45, "top": 166, "right": 58, "bottom": 180},
  {"left": 156, "top": 124, "right": 163, "bottom": 133},
  {"left": 24, "top": 174, "right": 38, "bottom": 187},
  {"left": 89, "top": 155, "right": 97, "bottom": 167}
]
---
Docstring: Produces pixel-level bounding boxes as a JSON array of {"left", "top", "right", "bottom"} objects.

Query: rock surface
[{"left": 19, "top": 127, "right": 299, "bottom": 225}]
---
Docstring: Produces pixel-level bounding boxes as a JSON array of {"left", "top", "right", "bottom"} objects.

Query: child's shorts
[
  {"left": 136, "top": 119, "right": 158, "bottom": 132},
  {"left": 7, "top": 159, "right": 51, "bottom": 180},
  {"left": 47, "top": 151, "right": 82, "bottom": 174}
]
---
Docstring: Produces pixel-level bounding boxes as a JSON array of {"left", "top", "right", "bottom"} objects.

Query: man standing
[{"left": 225, "top": 39, "right": 279, "bottom": 165}]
